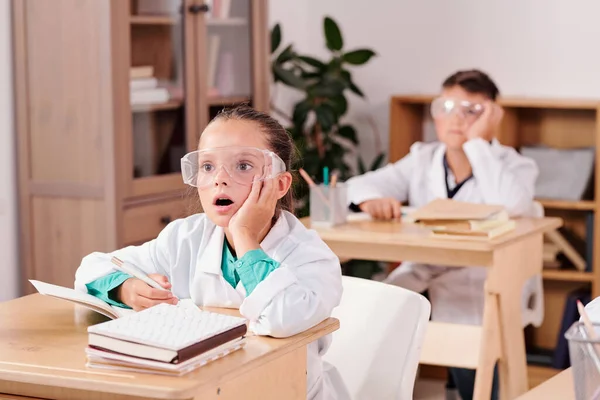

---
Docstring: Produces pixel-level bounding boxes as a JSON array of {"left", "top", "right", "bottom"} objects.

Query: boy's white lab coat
[
  {"left": 75, "top": 211, "right": 350, "bottom": 400},
  {"left": 346, "top": 138, "right": 539, "bottom": 326}
]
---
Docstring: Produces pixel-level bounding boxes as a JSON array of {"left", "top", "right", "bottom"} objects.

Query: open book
[{"left": 29, "top": 280, "right": 134, "bottom": 320}]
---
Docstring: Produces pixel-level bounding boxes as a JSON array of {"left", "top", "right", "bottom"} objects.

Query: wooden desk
[
  {"left": 515, "top": 368, "right": 574, "bottom": 399},
  {"left": 303, "top": 217, "right": 562, "bottom": 400},
  {"left": 0, "top": 294, "right": 339, "bottom": 400}
]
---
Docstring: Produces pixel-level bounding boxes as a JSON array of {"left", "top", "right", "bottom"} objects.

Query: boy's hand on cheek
[
  {"left": 466, "top": 101, "right": 504, "bottom": 142},
  {"left": 228, "top": 176, "right": 278, "bottom": 256}
]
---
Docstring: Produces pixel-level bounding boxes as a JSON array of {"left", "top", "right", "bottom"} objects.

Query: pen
[
  {"left": 111, "top": 256, "right": 169, "bottom": 292},
  {"left": 323, "top": 166, "right": 329, "bottom": 186}
]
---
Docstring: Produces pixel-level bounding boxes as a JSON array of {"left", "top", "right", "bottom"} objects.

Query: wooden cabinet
[{"left": 12, "top": 0, "right": 270, "bottom": 292}]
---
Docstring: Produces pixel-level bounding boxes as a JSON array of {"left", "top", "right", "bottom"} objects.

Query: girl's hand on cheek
[{"left": 228, "top": 174, "right": 278, "bottom": 256}]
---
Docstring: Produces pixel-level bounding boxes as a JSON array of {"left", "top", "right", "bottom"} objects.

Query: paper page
[
  {"left": 29, "top": 280, "right": 120, "bottom": 319},
  {"left": 410, "top": 198, "right": 505, "bottom": 221}
]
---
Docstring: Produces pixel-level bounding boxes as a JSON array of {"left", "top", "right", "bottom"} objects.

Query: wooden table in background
[
  {"left": 0, "top": 294, "right": 338, "bottom": 400},
  {"left": 515, "top": 368, "right": 574, "bottom": 399},
  {"left": 302, "top": 217, "right": 562, "bottom": 400}
]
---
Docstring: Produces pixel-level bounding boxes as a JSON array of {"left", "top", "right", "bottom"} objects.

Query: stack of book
[
  {"left": 130, "top": 66, "right": 170, "bottom": 106},
  {"left": 85, "top": 301, "right": 248, "bottom": 376},
  {"left": 409, "top": 198, "right": 516, "bottom": 240}
]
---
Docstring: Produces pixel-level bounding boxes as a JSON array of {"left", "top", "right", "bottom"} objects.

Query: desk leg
[
  {"left": 488, "top": 235, "right": 543, "bottom": 400},
  {"left": 194, "top": 346, "right": 307, "bottom": 400}
]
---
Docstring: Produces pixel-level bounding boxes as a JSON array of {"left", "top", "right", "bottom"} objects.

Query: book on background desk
[
  {"left": 86, "top": 301, "right": 248, "bottom": 375},
  {"left": 29, "top": 279, "right": 134, "bottom": 320},
  {"left": 409, "top": 198, "right": 515, "bottom": 240}
]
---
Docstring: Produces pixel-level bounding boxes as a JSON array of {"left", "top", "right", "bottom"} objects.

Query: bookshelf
[
  {"left": 390, "top": 94, "right": 600, "bottom": 371},
  {"left": 13, "top": 0, "right": 270, "bottom": 292}
]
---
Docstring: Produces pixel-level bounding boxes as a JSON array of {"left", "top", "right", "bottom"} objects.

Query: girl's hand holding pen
[{"left": 117, "top": 274, "right": 178, "bottom": 311}]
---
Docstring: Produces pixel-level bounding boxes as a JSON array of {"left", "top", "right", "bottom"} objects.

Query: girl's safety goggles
[
  {"left": 430, "top": 97, "right": 484, "bottom": 119},
  {"left": 181, "top": 146, "right": 286, "bottom": 189}
]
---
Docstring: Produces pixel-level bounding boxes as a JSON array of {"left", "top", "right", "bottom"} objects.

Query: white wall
[
  {"left": 269, "top": 0, "right": 600, "bottom": 165},
  {"left": 0, "top": 0, "right": 19, "bottom": 301}
]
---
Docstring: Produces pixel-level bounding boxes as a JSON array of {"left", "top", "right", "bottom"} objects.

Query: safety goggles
[
  {"left": 180, "top": 146, "right": 286, "bottom": 189},
  {"left": 430, "top": 97, "right": 484, "bottom": 119}
]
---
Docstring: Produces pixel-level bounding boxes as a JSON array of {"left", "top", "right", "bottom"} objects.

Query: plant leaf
[
  {"left": 358, "top": 157, "right": 366, "bottom": 174},
  {"left": 349, "top": 81, "right": 365, "bottom": 97},
  {"left": 337, "top": 125, "right": 358, "bottom": 144},
  {"left": 272, "top": 65, "right": 305, "bottom": 89},
  {"left": 370, "top": 153, "right": 386, "bottom": 171},
  {"left": 271, "top": 24, "right": 281, "bottom": 54},
  {"left": 315, "top": 104, "right": 336, "bottom": 132},
  {"left": 298, "top": 56, "right": 326, "bottom": 70},
  {"left": 329, "top": 95, "right": 348, "bottom": 117},
  {"left": 324, "top": 17, "right": 343, "bottom": 51},
  {"left": 293, "top": 99, "right": 313, "bottom": 131},
  {"left": 342, "top": 49, "right": 376, "bottom": 65},
  {"left": 276, "top": 44, "right": 295, "bottom": 63}
]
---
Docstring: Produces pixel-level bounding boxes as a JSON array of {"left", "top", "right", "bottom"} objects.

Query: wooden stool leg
[{"left": 473, "top": 292, "right": 502, "bottom": 400}]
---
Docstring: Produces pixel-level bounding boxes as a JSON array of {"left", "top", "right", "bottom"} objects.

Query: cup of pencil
[
  {"left": 564, "top": 301, "right": 600, "bottom": 399},
  {"left": 300, "top": 167, "right": 348, "bottom": 228}
]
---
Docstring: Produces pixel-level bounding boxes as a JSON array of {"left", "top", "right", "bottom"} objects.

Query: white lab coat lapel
[
  {"left": 191, "top": 214, "right": 292, "bottom": 308},
  {"left": 259, "top": 213, "right": 291, "bottom": 260},
  {"left": 191, "top": 224, "right": 245, "bottom": 308},
  {"left": 426, "top": 144, "right": 449, "bottom": 201}
]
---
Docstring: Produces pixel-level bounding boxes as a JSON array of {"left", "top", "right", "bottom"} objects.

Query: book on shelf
[
  {"left": 130, "top": 77, "right": 158, "bottom": 91},
  {"left": 130, "top": 88, "right": 170, "bottom": 105},
  {"left": 129, "top": 67, "right": 171, "bottom": 106},
  {"left": 130, "top": 66, "right": 154, "bottom": 80},
  {"left": 86, "top": 301, "right": 248, "bottom": 376},
  {"left": 409, "top": 199, "right": 515, "bottom": 240}
]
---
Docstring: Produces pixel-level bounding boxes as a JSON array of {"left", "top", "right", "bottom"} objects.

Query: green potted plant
[
  {"left": 270, "top": 16, "right": 384, "bottom": 217},
  {"left": 270, "top": 16, "right": 385, "bottom": 279}
]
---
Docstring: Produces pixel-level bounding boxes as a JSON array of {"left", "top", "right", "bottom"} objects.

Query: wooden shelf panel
[
  {"left": 391, "top": 95, "right": 600, "bottom": 109},
  {"left": 207, "top": 18, "right": 248, "bottom": 26},
  {"left": 208, "top": 96, "right": 251, "bottom": 106},
  {"left": 130, "top": 15, "right": 179, "bottom": 25},
  {"left": 537, "top": 199, "right": 596, "bottom": 211},
  {"left": 131, "top": 100, "right": 183, "bottom": 113},
  {"left": 542, "top": 269, "right": 594, "bottom": 282}
]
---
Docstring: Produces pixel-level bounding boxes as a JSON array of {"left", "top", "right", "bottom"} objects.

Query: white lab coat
[
  {"left": 74, "top": 210, "right": 351, "bottom": 400},
  {"left": 346, "top": 138, "right": 539, "bottom": 325}
]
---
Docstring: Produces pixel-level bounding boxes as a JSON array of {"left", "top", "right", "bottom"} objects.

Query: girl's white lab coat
[
  {"left": 346, "top": 138, "right": 540, "bottom": 326},
  {"left": 75, "top": 210, "right": 350, "bottom": 400}
]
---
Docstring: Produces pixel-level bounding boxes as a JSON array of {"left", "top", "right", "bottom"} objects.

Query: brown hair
[
  {"left": 203, "top": 104, "right": 296, "bottom": 220},
  {"left": 442, "top": 69, "right": 500, "bottom": 100}
]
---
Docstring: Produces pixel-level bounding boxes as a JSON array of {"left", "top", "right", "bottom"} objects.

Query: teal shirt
[{"left": 86, "top": 244, "right": 280, "bottom": 308}]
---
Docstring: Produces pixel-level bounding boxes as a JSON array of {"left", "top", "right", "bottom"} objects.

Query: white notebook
[
  {"left": 29, "top": 279, "right": 134, "bottom": 320},
  {"left": 88, "top": 301, "right": 248, "bottom": 352}
]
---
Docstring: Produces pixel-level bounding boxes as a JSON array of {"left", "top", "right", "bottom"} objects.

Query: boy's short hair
[{"left": 442, "top": 69, "right": 500, "bottom": 101}]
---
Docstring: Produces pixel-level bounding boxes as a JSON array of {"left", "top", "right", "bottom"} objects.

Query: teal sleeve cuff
[
  {"left": 235, "top": 249, "right": 280, "bottom": 295},
  {"left": 85, "top": 271, "right": 133, "bottom": 309}
]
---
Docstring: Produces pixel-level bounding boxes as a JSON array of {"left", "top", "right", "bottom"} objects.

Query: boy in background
[{"left": 346, "top": 70, "right": 539, "bottom": 400}]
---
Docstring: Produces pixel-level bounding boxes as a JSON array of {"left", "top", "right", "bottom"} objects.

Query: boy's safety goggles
[
  {"left": 180, "top": 146, "right": 286, "bottom": 189},
  {"left": 430, "top": 97, "right": 484, "bottom": 119}
]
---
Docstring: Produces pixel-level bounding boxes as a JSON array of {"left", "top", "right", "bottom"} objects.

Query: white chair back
[
  {"left": 324, "top": 276, "right": 431, "bottom": 399},
  {"left": 522, "top": 201, "right": 545, "bottom": 327}
]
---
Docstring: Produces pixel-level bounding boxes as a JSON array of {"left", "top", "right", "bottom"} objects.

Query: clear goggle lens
[
  {"left": 181, "top": 146, "right": 286, "bottom": 189},
  {"left": 430, "top": 97, "right": 484, "bottom": 119}
]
